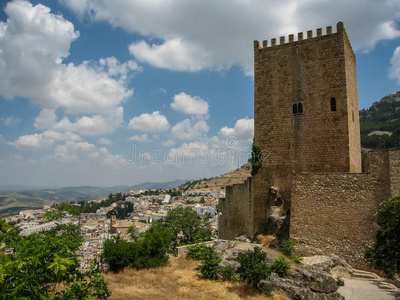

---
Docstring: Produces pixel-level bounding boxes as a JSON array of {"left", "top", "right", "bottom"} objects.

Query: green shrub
[
  {"left": 251, "top": 142, "right": 262, "bottom": 176},
  {"left": 219, "top": 266, "right": 239, "bottom": 282},
  {"left": 337, "top": 277, "right": 345, "bottom": 286},
  {"left": 282, "top": 239, "right": 295, "bottom": 255},
  {"left": 237, "top": 246, "right": 271, "bottom": 288},
  {"left": 282, "top": 239, "right": 303, "bottom": 264},
  {"left": 290, "top": 254, "right": 303, "bottom": 264},
  {"left": 365, "top": 195, "right": 400, "bottom": 278},
  {"left": 199, "top": 250, "right": 221, "bottom": 280},
  {"left": 260, "top": 284, "right": 274, "bottom": 296},
  {"left": 187, "top": 243, "right": 214, "bottom": 260},
  {"left": 102, "top": 224, "right": 172, "bottom": 272},
  {"left": 272, "top": 256, "right": 291, "bottom": 277}
]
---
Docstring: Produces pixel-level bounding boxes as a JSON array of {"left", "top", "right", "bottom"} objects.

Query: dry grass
[{"left": 103, "top": 256, "right": 286, "bottom": 300}]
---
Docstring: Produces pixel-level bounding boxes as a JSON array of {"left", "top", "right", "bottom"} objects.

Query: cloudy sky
[{"left": 0, "top": 0, "right": 399, "bottom": 187}]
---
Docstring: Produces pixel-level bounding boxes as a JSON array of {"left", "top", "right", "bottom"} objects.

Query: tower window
[
  {"left": 298, "top": 102, "right": 303, "bottom": 113},
  {"left": 331, "top": 97, "right": 336, "bottom": 111},
  {"left": 293, "top": 103, "right": 298, "bottom": 114}
]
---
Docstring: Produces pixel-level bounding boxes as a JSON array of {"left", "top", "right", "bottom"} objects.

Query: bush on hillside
[
  {"left": 236, "top": 246, "right": 271, "bottom": 288},
  {"left": 365, "top": 195, "right": 400, "bottom": 279},
  {"left": 102, "top": 224, "right": 172, "bottom": 273}
]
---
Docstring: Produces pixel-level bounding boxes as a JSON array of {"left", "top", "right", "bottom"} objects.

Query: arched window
[
  {"left": 293, "top": 103, "right": 297, "bottom": 114},
  {"left": 331, "top": 97, "right": 336, "bottom": 111},
  {"left": 298, "top": 102, "right": 303, "bottom": 113}
]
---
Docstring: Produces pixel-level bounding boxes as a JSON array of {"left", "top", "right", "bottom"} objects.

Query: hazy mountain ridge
[{"left": 0, "top": 179, "right": 189, "bottom": 216}]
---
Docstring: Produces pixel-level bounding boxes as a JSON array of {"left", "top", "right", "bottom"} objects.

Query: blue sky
[{"left": 0, "top": 0, "right": 399, "bottom": 187}]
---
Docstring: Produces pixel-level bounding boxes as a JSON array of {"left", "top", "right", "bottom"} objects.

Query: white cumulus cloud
[
  {"left": 98, "top": 138, "right": 113, "bottom": 145},
  {"left": 389, "top": 46, "right": 400, "bottom": 84},
  {"left": 0, "top": 0, "right": 135, "bottom": 114},
  {"left": 0, "top": 116, "right": 21, "bottom": 127},
  {"left": 171, "top": 119, "right": 209, "bottom": 141},
  {"left": 60, "top": 0, "right": 400, "bottom": 75},
  {"left": 9, "top": 133, "right": 55, "bottom": 151},
  {"left": 171, "top": 92, "right": 209, "bottom": 115},
  {"left": 127, "top": 111, "right": 170, "bottom": 133},
  {"left": 162, "top": 139, "right": 176, "bottom": 147},
  {"left": 34, "top": 107, "right": 124, "bottom": 136},
  {"left": 219, "top": 117, "right": 254, "bottom": 143},
  {"left": 42, "top": 130, "right": 82, "bottom": 142},
  {"left": 54, "top": 141, "right": 97, "bottom": 162},
  {"left": 129, "top": 39, "right": 213, "bottom": 72},
  {"left": 8, "top": 129, "right": 82, "bottom": 151},
  {"left": 128, "top": 134, "right": 152, "bottom": 143}
]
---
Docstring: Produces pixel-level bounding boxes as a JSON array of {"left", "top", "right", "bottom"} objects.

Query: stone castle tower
[
  {"left": 250, "top": 22, "right": 361, "bottom": 237},
  {"left": 254, "top": 21, "right": 361, "bottom": 201}
]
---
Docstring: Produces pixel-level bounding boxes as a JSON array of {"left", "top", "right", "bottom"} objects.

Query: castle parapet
[{"left": 255, "top": 22, "right": 343, "bottom": 51}]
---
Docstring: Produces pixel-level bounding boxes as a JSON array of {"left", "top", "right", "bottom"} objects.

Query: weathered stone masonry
[
  {"left": 219, "top": 177, "right": 253, "bottom": 240},
  {"left": 291, "top": 151, "right": 400, "bottom": 265},
  {"left": 219, "top": 22, "right": 400, "bottom": 266}
]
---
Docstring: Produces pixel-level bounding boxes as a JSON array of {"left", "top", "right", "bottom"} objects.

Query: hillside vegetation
[{"left": 360, "top": 91, "right": 400, "bottom": 149}]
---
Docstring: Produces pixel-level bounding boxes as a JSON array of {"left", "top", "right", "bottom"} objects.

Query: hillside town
[{"left": 1, "top": 189, "right": 222, "bottom": 271}]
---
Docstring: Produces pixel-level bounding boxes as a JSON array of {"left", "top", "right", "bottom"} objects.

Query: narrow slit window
[
  {"left": 331, "top": 97, "right": 336, "bottom": 111},
  {"left": 298, "top": 102, "right": 303, "bottom": 113},
  {"left": 293, "top": 103, "right": 298, "bottom": 114}
]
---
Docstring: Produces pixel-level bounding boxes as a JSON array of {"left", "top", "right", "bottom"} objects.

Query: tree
[
  {"left": 199, "top": 249, "right": 221, "bottom": 280},
  {"left": 102, "top": 234, "right": 132, "bottom": 273},
  {"left": 54, "top": 202, "right": 79, "bottom": 215},
  {"left": 102, "top": 222, "right": 172, "bottom": 273},
  {"left": 127, "top": 224, "right": 138, "bottom": 241},
  {"left": 44, "top": 203, "right": 78, "bottom": 220},
  {"left": 0, "top": 221, "right": 110, "bottom": 299},
  {"left": 237, "top": 246, "right": 271, "bottom": 288},
  {"left": 365, "top": 195, "right": 400, "bottom": 279},
  {"left": 164, "top": 207, "right": 211, "bottom": 247}
]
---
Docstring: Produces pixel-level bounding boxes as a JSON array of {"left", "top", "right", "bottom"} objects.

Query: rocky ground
[{"left": 203, "top": 239, "right": 400, "bottom": 300}]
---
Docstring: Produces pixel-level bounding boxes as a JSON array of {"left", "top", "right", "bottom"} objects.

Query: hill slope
[
  {"left": 360, "top": 91, "right": 400, "bottom": 149},
  {"left": 178, "top": 162, "right": 252, "bottom": 192}
]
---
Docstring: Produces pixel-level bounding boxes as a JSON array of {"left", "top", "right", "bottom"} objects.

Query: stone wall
[
  {"left": 219, "top": 177, "right": 253, "bottom": 240},
  {"left": 344, "top": 25, "right": 362, "bottom": 173},
  {"left": 290, "top": 150, "right": 392, "bottom": 266},
  {"left": 389, "top": 150, "right": 400, "bottom": 196}
]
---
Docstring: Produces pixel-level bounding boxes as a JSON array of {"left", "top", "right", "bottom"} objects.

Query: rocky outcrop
[
  {"left": 178, "top": 240, "right": 346, "bottom": 299},
  {"left": 260, "top": 270, "right": 344, "bottom": 300},
  {"left": 302, "top": 255, "right": 354, "bottom": 278}
]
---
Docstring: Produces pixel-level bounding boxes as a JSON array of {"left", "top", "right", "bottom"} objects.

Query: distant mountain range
[{"left": 0, "top": 179, "right": 189, "bottom": 216}]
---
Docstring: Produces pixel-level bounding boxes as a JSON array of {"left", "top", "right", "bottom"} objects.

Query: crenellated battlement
[{"left": 254, "top": 22, "right": 344, "bottom": 50}]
